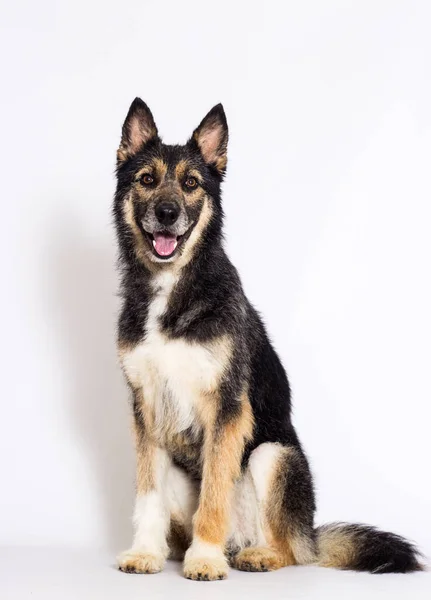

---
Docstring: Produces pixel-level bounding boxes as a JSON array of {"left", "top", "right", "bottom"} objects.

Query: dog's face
[{"left": 115, "top": 99, "right": 228, "bottom": 268}]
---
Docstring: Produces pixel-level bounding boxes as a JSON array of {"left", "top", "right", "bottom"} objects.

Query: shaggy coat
[{"left": 113, "top": 98, "right": 422, "bottom": 580}]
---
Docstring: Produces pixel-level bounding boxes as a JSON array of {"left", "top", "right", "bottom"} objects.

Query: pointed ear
[
  {"left": 192, "top": 104, "right": 228, "bottom": 174},
  {"left": 117, "top": 98, "right": 158, "bottom": 163}
]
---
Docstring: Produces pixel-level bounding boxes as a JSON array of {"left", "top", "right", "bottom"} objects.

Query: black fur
[
  {"left": 114, "top": 99, "right": 423, "bottom": 574},
  {"left": 316, "top": 523, "right": 423, "bottom": 573}
]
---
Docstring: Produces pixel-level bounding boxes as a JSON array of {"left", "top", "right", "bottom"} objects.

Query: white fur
[
  {"left": 166, "top": 463, "right": 198, "bottom": 534},
  {"left": 131, "top": 448, "right": 170, "bottom": 557},
  {"left": 185, "top": 539, "right": 226, "bottom": 561},
  {"left": 132, "top": 491, "right": 169, "bottom": 557},
  {"left": 226, "top": 444, "right": 285, "bottom": 550},
  {"left": 121, "top": 270, "right": 230, "bottom": 440},
  {"left": 228, "top": 472, "right": 261, "bottom": 549},
  {"left": 121, "top": 271, "right": 289, "bottom": 558},
  {"left": 248, "top": 442, "right": 283, "bottom": 505},
  {"left": 183, "top": 538, "right": 229, "bottom": 580}
]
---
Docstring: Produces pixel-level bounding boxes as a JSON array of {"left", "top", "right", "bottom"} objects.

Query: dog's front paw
[
  {"left": 183, "top": 556, "right": 229, "bottom": 580},
  {"left": 183, "top": 543, "right": 228, "bottom": 581},
  {"left": 117, "top": 549, "right": 165, "bottom": 574}
]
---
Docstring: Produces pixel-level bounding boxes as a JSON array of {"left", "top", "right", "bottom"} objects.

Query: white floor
[{"left": 1, "top": 547, "right": 430, "bottom": 600}]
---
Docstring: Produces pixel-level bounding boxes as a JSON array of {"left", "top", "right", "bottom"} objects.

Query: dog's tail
[{"left": 315, "top": 522, "right": 424, "bottom": 573}]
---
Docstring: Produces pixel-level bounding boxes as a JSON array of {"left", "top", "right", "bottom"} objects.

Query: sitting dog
[{"left": 113, "top": 99, "right": 422, "bottom": 580}]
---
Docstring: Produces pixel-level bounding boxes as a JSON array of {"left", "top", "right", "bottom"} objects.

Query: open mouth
[
  {"left": 152, "top": 231, "right": 182, "bottom": 258},
  {"left": 143, "top": 230, "right": 187, "bottom": 259}
]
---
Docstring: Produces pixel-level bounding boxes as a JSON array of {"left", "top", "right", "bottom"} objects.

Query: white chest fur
[{"left": 121, "top": 271, "right": 230, "bottom": 438}]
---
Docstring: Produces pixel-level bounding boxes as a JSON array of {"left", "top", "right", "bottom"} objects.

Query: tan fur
[
  {"left": 252, "top": 446, "right": 315, "bottom": 567},
  {"left": 233, "top": 547, "right": 284, "bottom": 572},
  {"left": 232, "top": 444, "right": 301, "bottom": 571},
  {"left": 172, "top": 198, "right": 213, "bottom": 270},
  {"left": 174, "top": 161, "right": 205, "bottom": 205},
  {"left": 117, "top": 115, "right": 158, "bottom": 164},
  {"left": 174, "top": 159, "right": 188, "bottom": 180},
  {"left": 289, "top": 533, "right": 317, "bottom": 566},
  {"left": 194, "top": 394, "right": 254, "bottom": 545},
  {"left": 174, "top": 160, "right": 204, "bottom": 184},
  {"left": 116, "top": 157, "right": 260, "bottom": 576},
  {"left": 122, "top": 193, "right": 157, "bottom": 272},
  {"left": 133, "top": 417, "right": 156, "bottom": 494},
  {"left": 183, "top": 555, "right": 228, "bottom": 581},
  {"left": 135, "top": 158, "right": 168, "bottom": 184},
  {"left": 263, "top": 447, "right": 297, "bottom": 564},
  {"left": 183, "top": 182, "right": 208, "bottom": 206},
  {"left": 122, "top": 188, "right": 213, "bottom": 272},
  {"left": 121, "top": 331, "right": 233, "bottom": 447},
  {"left": 135, "top": 158, "right": 203, "bottom": 207},
  {"left": 216, "top": 155, "right": 227, "bottom": 172},
  {"left": 117, "top": 148, "right": 129, "bottom": 163},
  {"left": 194, "top": 125, "right": 227, "bottom": 172},
  {"left": 118, "top": 550, "right": 165, "bottom": 574},
  {"left": 317, "top": 528, "right": 356, "bottom": 569},
  {"left": 129, "top": 390, "right": 159, "bottom": 496}
]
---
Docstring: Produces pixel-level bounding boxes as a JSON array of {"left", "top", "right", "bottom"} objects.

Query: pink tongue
[{"left": 153, "top": 232, "right": 177, "bottom": 256}]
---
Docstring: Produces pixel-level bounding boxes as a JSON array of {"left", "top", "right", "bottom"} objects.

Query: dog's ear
[
  {"left": 192, "top": 104, "right": 228, "bottom": 175},
  {"left": 117, "top": 98, "right": 158, "bottom": 164}
]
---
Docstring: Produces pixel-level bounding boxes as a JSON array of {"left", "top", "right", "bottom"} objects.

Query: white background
[{"left": 1, "top": 1, "right": 430, "bottom": 597}]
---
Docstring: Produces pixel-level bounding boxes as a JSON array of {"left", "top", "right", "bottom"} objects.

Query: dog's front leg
[
  {"left": 183, "top": 399, "right": 253, "bottom": 581},
  {"left": 118, "top": 392, "right": 170, "bottom": 574}
]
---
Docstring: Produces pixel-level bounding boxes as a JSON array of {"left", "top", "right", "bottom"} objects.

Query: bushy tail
[{"left": 316, "top": 523, "right": 424, "bottom": 573}]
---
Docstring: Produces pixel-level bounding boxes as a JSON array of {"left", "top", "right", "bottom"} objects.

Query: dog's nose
[{"left": 155, "top": 201, "right": 179, "bottom": 226}]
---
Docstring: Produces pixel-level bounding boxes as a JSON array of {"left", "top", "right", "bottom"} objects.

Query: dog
[{"left": 113, "top": 98, "right": 422, "bottom": 580}]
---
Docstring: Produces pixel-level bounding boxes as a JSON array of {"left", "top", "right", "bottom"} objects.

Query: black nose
[{"left": 155, "top": 201, "right": 179, "bottom": 226}]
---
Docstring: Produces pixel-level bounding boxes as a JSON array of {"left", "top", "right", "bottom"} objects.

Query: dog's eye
[
  {"left": 141, "top": 174, "right": 154, "bottom": 185},
  {"left": 185, "top": 177, "right": 197, "bottom": 189}
]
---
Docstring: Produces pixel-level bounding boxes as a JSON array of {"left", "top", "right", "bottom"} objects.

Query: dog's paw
[
  {"left": 232, "top": 547, "right": 283, "bottom": 572},
  {"left": 183, "top": 555, "right": 229, "bottom": 581},
  {"left": 117, "top": 550, "right": 165, "bottom": 574}
]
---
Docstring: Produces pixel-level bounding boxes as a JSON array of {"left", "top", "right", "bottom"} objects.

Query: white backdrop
[{"left": 1, "top": 0, "right": 430, "bottom": 559}]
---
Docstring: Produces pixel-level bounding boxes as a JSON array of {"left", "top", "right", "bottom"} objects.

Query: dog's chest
[{"left": 121, "top": 272, "right": 228, "bottom": 437}]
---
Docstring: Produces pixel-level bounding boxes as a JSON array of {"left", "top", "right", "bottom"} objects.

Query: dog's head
[{"left": 114, "top": 98, "right": 228, "bottom": 269}]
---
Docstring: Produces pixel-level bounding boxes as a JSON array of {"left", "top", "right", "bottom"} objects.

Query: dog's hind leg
[{"left": 232, "top": 442, "right": 317, "bottom": 572}]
